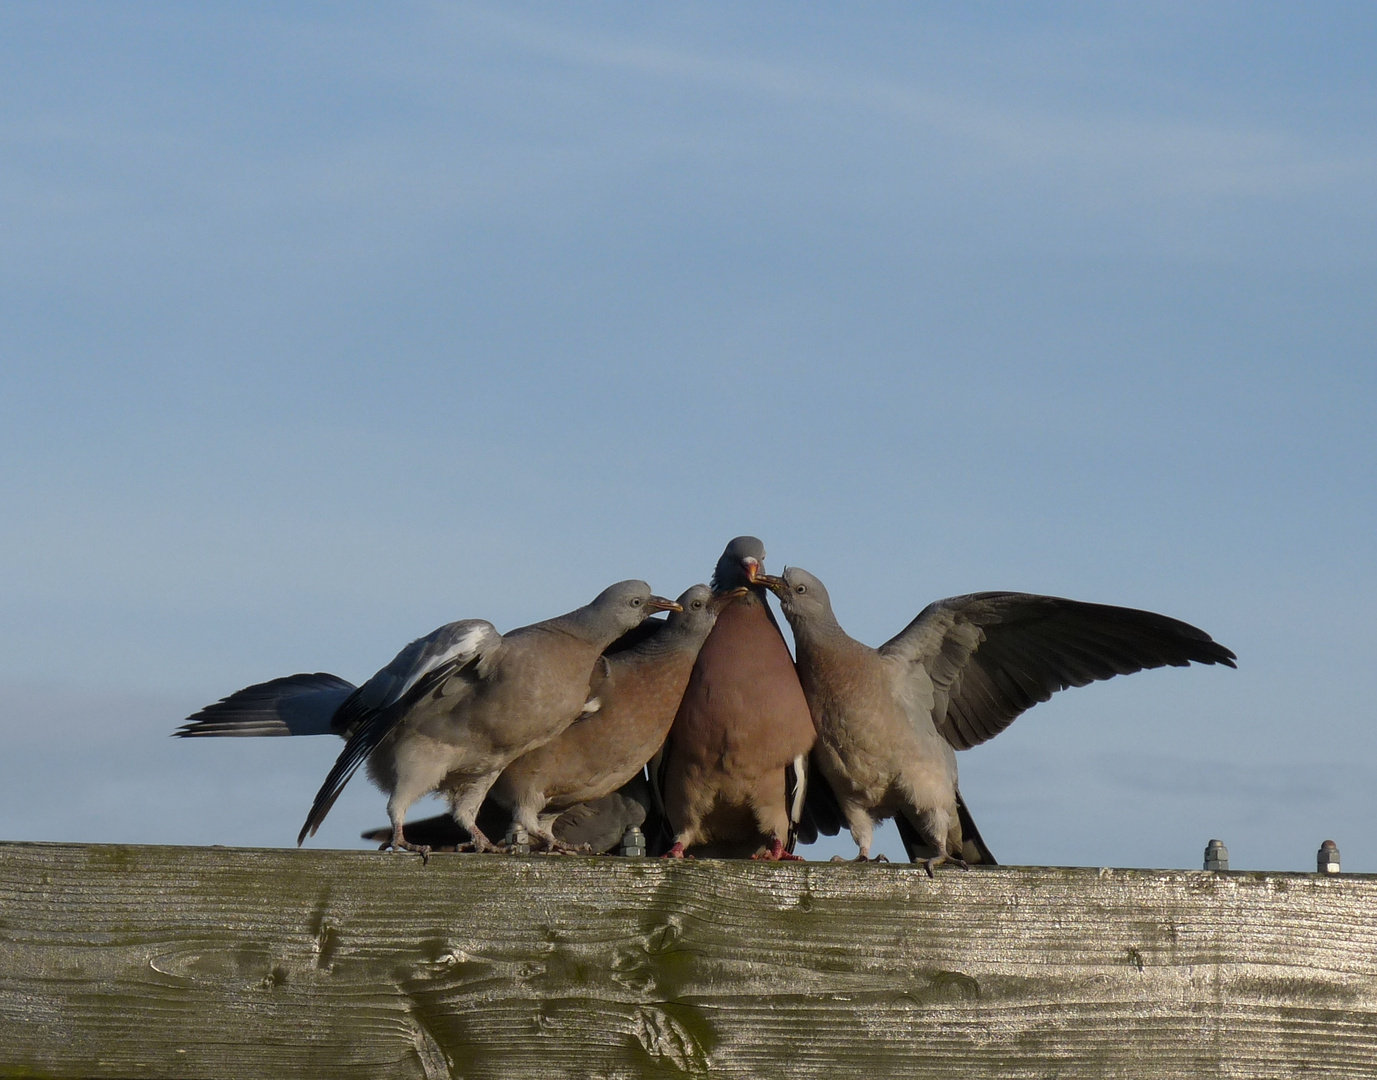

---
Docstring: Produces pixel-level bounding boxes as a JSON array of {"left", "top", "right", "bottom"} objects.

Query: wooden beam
[{"left": 2, "top": 841, "right": 1375, "bottom": 1078}]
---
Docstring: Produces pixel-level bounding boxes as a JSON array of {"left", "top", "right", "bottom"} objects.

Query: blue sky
[{"left": 3, "top": 3, "right": 1374, "bottom": 869}]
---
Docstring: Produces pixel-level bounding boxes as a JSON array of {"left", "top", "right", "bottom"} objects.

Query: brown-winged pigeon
[
  {"left": 178, "top": 579, "right": 680, "bottom": 857},
  {"left": 759, "top": 566, "right": 1237, "bottom": 872},
  {"left": 482, "top": 582, "right": 742, "bottom": 850},
  {"left": 656, "top": 537, "right": 817, "bottom": 860}
]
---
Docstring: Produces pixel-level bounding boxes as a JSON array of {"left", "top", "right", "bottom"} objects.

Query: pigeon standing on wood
[
  {"left": 482, "top": 582, "right": 744, "bottom": 850},
  {"left": 179, "top": 580, "right": 680, "bottom": 857},
  {"left": 657, "top": 537, "right": 817, "bottom": 860},
  {"left": 381, "top": 584, "right": 745, "bottom": 853},
  {"left": 759, "top": 567, "right": 1237, "bottom": 872}
]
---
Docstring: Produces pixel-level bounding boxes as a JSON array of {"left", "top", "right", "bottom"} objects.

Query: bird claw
[
  {"left": 922, "top": 853, "right": 969, "bottom": 877},
  {"left": 384, "top": 840, "right": 431, "bottom": 864},
  {"left": 380, "top": 826, "right": 433, "bottom": 863},
  {"left": 463, "top": 827, "right": 498, "bottom": 854},
  {"left": 751, "top": 838, "right": 802, "bottom": 861},
  {"left": 535, "top": 839, "right": 591, "bottom": 856}
]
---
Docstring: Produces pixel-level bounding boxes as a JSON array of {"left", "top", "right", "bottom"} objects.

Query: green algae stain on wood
[{"left": 3, "top": 843, "right": 1377, "bottom": 1078}]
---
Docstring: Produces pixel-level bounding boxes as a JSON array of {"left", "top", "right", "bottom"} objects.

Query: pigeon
[
  {"left": 758, "top": 566, "right": 1236, "bottom": 872},
  {"left": 656, "top": 537, "right": 817, "bottom": 860},
  {"left": 179, "top": 580, "right": 680, "bottom": 857},
  {"left": 483, "top": 583, "right": 743, "bottom": 850}
]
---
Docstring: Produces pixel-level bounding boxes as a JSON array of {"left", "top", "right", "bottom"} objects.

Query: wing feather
[
  {"left": 297, "top": 619, "right": 502, "bottom": 843},
  {"left": 880, "top": 592, "right": 1236, "bottom": 751}
]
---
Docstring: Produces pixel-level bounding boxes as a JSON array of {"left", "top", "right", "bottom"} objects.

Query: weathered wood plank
[{"left": 2, "top": 841, "right": 1376, "bottom": 1079}]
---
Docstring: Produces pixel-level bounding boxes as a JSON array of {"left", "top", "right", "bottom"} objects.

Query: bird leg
[
  {"left": 529, "top": 828, "right": 590, "bottom": 855},
  {"left": 519, "top": 807, "right": 589, "bottom": 855},
  {"left": 382, "top": 798, "right": 431, "bottom": 863},
  {"left": 751, "top": 837, "right": 803, "bottom": 862},
  {"left": 536, "top": 838, "right": 591, "bottom": 855},
  {"left": 842, "top": 802, "right": 876, "bottom": 861},
  {"left": 663, "top": 823, "right": 703, "bottom": 859},
  {"left": 902, "top": 806, "right": 969, "bottom": 876},
  {"left": 921, "top": 850, "right": 970, "bottom": 878},
  {"left": 381, "top": 822, "right": 431, "bottom": 863},
  {"left": 448, "top": 774, "right": 504, "bottom": 853},
  {"left": 452, "top": 826, "right": 497, "bottom": 854}
]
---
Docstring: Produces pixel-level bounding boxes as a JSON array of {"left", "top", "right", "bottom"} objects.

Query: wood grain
[{"left": 2, "top": 841, "right": 1376, "bottom": 1078}]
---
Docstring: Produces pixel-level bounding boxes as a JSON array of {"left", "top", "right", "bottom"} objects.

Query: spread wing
[
  {"left": 879, "top": 592, "right": 1236, "bottom": 751},
  {"left": 297, "top": 619, "right": 503, "bottom": 843}
]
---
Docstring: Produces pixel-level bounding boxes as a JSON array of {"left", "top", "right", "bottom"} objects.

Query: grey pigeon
[
  {"left": 179, "top": 580, "right": 680, "bottom": 856},
  {"left": 656, "top": 538, "right": 817, "bottom": 860},
  {"left": 758, "top": 567, "right": 1237, "bottom": 872},
  {"left": 484, "top": 583, "right": 743, "bottom": 850},
  {"left": 367, "top": 584, "right": 740, "bottom": 854}
]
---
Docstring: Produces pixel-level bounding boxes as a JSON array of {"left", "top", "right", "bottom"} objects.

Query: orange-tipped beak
[
  {"left": 646, "top": 595, "right": 683, "bottom": 613},
  {"left": 742, "top": 557, "right": 762, "bottom": 584}
]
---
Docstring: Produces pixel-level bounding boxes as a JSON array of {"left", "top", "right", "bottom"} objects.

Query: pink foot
[
  {"left": 751, "top": 838, "right": 803, "bottom": 862},
  {"left": 663, "top": 842, "right": 688, "bottom": 859}
]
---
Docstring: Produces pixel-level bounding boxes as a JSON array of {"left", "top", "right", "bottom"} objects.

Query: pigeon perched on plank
[
  {"left": 656, "top": 538, "right": 817, "bottom": 860},
  {"left": 179, "top": 580, "right": 680, "bottom": 857},
  {"left": 483, "top": 582, "right": 743, "bottom": 850},
  {"left": 758, "top": 567, "right": 1236, "bottom": 872}
]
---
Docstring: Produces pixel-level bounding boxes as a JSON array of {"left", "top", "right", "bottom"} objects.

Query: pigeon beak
[
  {"left": 754, "top": 574, "right": 787, "bottom": 595},
  {"left": 646, "top": 595, "right": 683, "bottom": 613},
  {"left": 742, "top": 557, "right": 762, "bottom": 583},
  {"left": 712, "top": 586, "right": 750, "bottom": 610}
]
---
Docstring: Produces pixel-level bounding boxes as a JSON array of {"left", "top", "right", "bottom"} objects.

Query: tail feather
[
  {"left": 896, "top": 790, "right": 997, "bottom": 866},
  {"left": 175, "top": 673, "right": 356, "bottom": 738},
  {"left": 954, "top": 790, "right": 996, "bottom": 865}
]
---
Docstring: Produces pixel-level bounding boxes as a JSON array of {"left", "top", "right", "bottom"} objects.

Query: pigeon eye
[
  {"left": 692, "top": 600, "right": 702, "bottom": 609},
  {"left": 795, "top": 584, "right": 807, "bottom": 595},
  {"left": 631, "top": 598, "right": 642, "bottom": 607}
]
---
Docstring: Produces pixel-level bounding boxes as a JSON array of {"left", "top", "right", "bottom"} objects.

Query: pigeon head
[
  {"left": 711, "top": 536, "right": 768, "bottom": 592},
  {"left": 756, "top": 566, "right": 835, "bottom": 627},
  {"left": 588, "top": 580, "right": 684, "bottom": 635},
  {"left": 667, "top": 582, "right": 748, "bottom": 641}
]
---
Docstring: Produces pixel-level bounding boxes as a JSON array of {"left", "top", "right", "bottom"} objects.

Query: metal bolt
[
  {"left": 504, "top": 823, "right": 531, "bottom": 855},
  {"left": 619, "top": 825, "right": 646, "bottom": 858},
  {"left": 1318, "top": 840, "right": 1341, "bottom": 875},
  {"left": 1204, "top": 839, "right": 1229, "bottom": 872}
]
